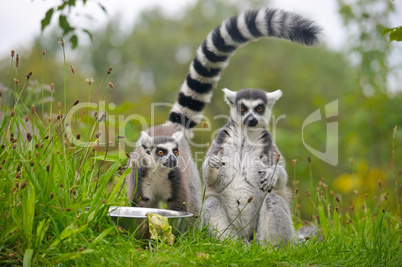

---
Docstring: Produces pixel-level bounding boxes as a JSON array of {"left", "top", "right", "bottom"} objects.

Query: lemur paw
[
  {"left": 208, "top": 155, "right": 222, "bottom": 169},
  {"left": 259, "top": 169, "right": 278, "bottom": 192}
]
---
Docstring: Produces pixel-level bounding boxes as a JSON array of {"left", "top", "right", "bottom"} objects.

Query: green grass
[{"left": 0, "top": 48, "right": 401, "bottom": 266}]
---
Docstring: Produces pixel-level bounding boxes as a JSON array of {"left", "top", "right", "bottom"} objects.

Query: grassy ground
[{"left": 0, "top": 47, "right": 401, "bottom": 266}]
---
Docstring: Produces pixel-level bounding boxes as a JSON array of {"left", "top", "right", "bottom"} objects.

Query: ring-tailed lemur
[
  {"left": 127, "top": 8, "right": 321, "bottom": 219},
  {"left": 202, "top": 88, "right": 294, "bottom": 245}
]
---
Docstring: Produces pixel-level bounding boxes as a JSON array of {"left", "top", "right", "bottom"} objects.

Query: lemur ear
[
  {"left": 138, "top": 131, "right": 153, "bottom": 149},
  {"left": 266, "top": 90, "right": 282, "bottom": 106},
  {"left": 222, "top": 88, "right": 237, "bottom": 106},
  {"left": 172, "top": 131, "right": 184, "bottom": 142}
]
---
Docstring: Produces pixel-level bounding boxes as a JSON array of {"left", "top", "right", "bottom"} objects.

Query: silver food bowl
[{"left": 107, "top": 206, "right": 194, "bottom": 238}]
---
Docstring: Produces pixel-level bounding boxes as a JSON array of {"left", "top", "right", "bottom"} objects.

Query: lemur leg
[
  {"left": 255, "top": 193, "right": 294, "bottom": 246},
  {"left": 202, "top": 196, "right": 236, "bottom": 240}
]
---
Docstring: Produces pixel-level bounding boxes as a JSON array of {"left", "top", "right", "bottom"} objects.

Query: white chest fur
[
  {"left": 142, "top": 169, "right": 172, "bottom": 202},
  {"left": 217, "top": 129, "right": 267, "bottom": 191}
]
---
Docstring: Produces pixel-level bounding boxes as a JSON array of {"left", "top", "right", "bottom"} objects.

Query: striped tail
[{"left": 168, "top": 8, "right": 321, "bottom": 129}]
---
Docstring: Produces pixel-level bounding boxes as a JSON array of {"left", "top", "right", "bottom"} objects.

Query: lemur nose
[
  {"left": 167, "top": 154, "right": 177, "bottom": 168},
  {"left": 243, "top": 115, "right": 258, "bottom": 127}
]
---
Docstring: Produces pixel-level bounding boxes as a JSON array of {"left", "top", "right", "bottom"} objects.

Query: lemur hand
[
  {"left": 208, "top": 154, "right": 223, "bottom": 169},
  {"left": 259, "top": 168, "right": 278, "bottom": 192}
]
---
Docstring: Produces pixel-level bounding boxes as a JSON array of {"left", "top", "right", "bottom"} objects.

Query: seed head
[
  {"left": 50, "top": 83, "right": 54, "bottom": 91},
  {"left": 292, "top": 159, "right": 297, "bottom": 166},
  {"left": 11, "top": 50, "right": 15, "bottom": 57},
  {"left": 93, "top": 111, "right": 98, "bottom": 119},
  {"left": 26, "top": 133, "right": 32, "bottom": 142},
  {"left": 66, "top": 208, "right": 71, "bottom": 212},
  {"left": 295, "top": 188, "right": 299, "bottom": 194},
  {"left": 202, "top": 121, "right": 207, "bottom": 129},
  {"left": 95, "top": 132, "right": 101, "bottom": 138},
  {"left": 108, "top": 82, "right": 114, "bottom": 88},
  {"left": 70, "top": 65, "right": 75, "bottom": 74},
  {"left": 117, "top": 135, "right": 125, "bottom": 139},
  {"left": 50, "top": 192, "right": 54, "bottom": 199},
  {"left": 59, "top": 37, "right": 65, "bottom": 47},
  {"left": 42, "top": 48, "right": 46, "bottom": 56},
  {"left": 93, "top": 144, "right": 98, "bottom": 152},
  {"left": 30, "top": 161, "right": 34, "bottom": 167},
  {"left": 20, "top": 179, "right": 27, "bottom": 189},
  {"left": 26, "top": 71, "right": 32, "bottom": 80},
  {"left": 349, "top": 205, "right": 354, "bottom": 211},
  {"left": 14, "top": 79, "right": 19, "bottom": 87},
  {"left": 107, "top": 67, "right": 112, "bottom": 74},
  {"left": 40, "top": 142, "right": 44, "bottom": 148},
  {"left": 76, "top": 133, "right": 81, "bottom": 140},
  {"left": 85, "top": 78, "right": 94, "bottom": 85},
  {"left": 276, "top": 153, "right": 281, "bottom": 163},
  {"left": 98, "top": 112, "right": 106, "bottom": 122},
  {"left": 16, "top": 54, "right": 19, "bottom": 67},
  {"left": 31, "top": 105, "right": 36, "bottom": 114},
  {"left": 60, "top": 183, "right": 63, "bottom": 188},
  {"left": 57, "top": 102, "right": 61, "bottom": 109},
  {"left": 378, "top": 180, "right": 382, "bottom": 187},
  {"left": 247, "top": 196, "right": 254, "bottom": 203},
  {"left": 10, "top": 110, "right": 15, "bottom": 117},
  {"left": 362, "top": 204, "right": 365, "bottom": 210},
  {"left": 73, "top": 99, "right": 79, "bottom": 106},
  {"left": 336, "top": 196, "right": 340, "bottom": 203},
  {"left": 126, "top": 152, "right": 131, "bottom": 158},
  {"left": 25, "top": 115, "right": 29, "bottom": 122},
  {"left": 306, "top": 189, "right": 310, "bottom": 197},
  {"left": 307, "top": 155, "right": 311, "bottom": 163},
  {"left": 46, "top": 165, "right": 50, "bottom": 172}
]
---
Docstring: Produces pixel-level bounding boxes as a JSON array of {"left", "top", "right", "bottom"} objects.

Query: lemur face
[
  {"left": 138, "top": 131, "right": 183, "bottom": 169},
  {"left": 222, "top": 88, "right": 282, "bottom": 128}
]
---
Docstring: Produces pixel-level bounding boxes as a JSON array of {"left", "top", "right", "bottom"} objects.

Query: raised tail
[{"left": 168, "top": 8, "right": 321, "bottom": 129}]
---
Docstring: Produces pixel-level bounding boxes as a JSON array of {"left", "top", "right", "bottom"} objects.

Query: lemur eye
[
  {"left": 157, "top": 150, "right": 164, "bottom": 155},
  {"left": 256, "top": 108, "right": 263, "bottom": 113},
  {"left": 240, "top": 107, "right": 245, "bottom": 112},
  {"left": 173, "top": 150, "right": 179, "bottom": 155}
]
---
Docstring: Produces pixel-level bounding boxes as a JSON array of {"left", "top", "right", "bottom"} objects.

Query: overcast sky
[{"left": 0, "top": 0, "right": 353, "bottom": 55}]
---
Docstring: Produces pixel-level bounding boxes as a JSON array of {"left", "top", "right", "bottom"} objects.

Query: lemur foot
[
  {"left": 208, "top": 155, "right": 223, "bottom": 169},
  {"left": 259, "top": 168, "right": 279, "bottom": 192}
]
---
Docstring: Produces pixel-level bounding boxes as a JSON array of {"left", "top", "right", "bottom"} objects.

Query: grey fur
[
  {"left": 202, "top": 88, "right": 294, "bottom": 246},
  {"left": 127, "top": 125, "right": 201, "bottom": 217}
]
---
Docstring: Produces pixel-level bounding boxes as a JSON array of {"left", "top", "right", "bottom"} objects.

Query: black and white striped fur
[
  {"left": 127, "top": 8, "right": 321, "bottom": 220},
  {"left": 167, "top": 8, "right": 321, "bottom": 130}
]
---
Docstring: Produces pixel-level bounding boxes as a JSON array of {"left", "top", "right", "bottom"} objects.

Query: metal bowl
[{"left": 107, "top": 206, "right": 194, "bottom": 238}]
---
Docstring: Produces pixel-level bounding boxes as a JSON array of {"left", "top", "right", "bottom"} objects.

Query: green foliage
[
  {"left": 39, "top": 0, "right": 107, "bottom": 48},
  {"left": 383, "top": 26, "right": 402, "bottom": 42}
]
